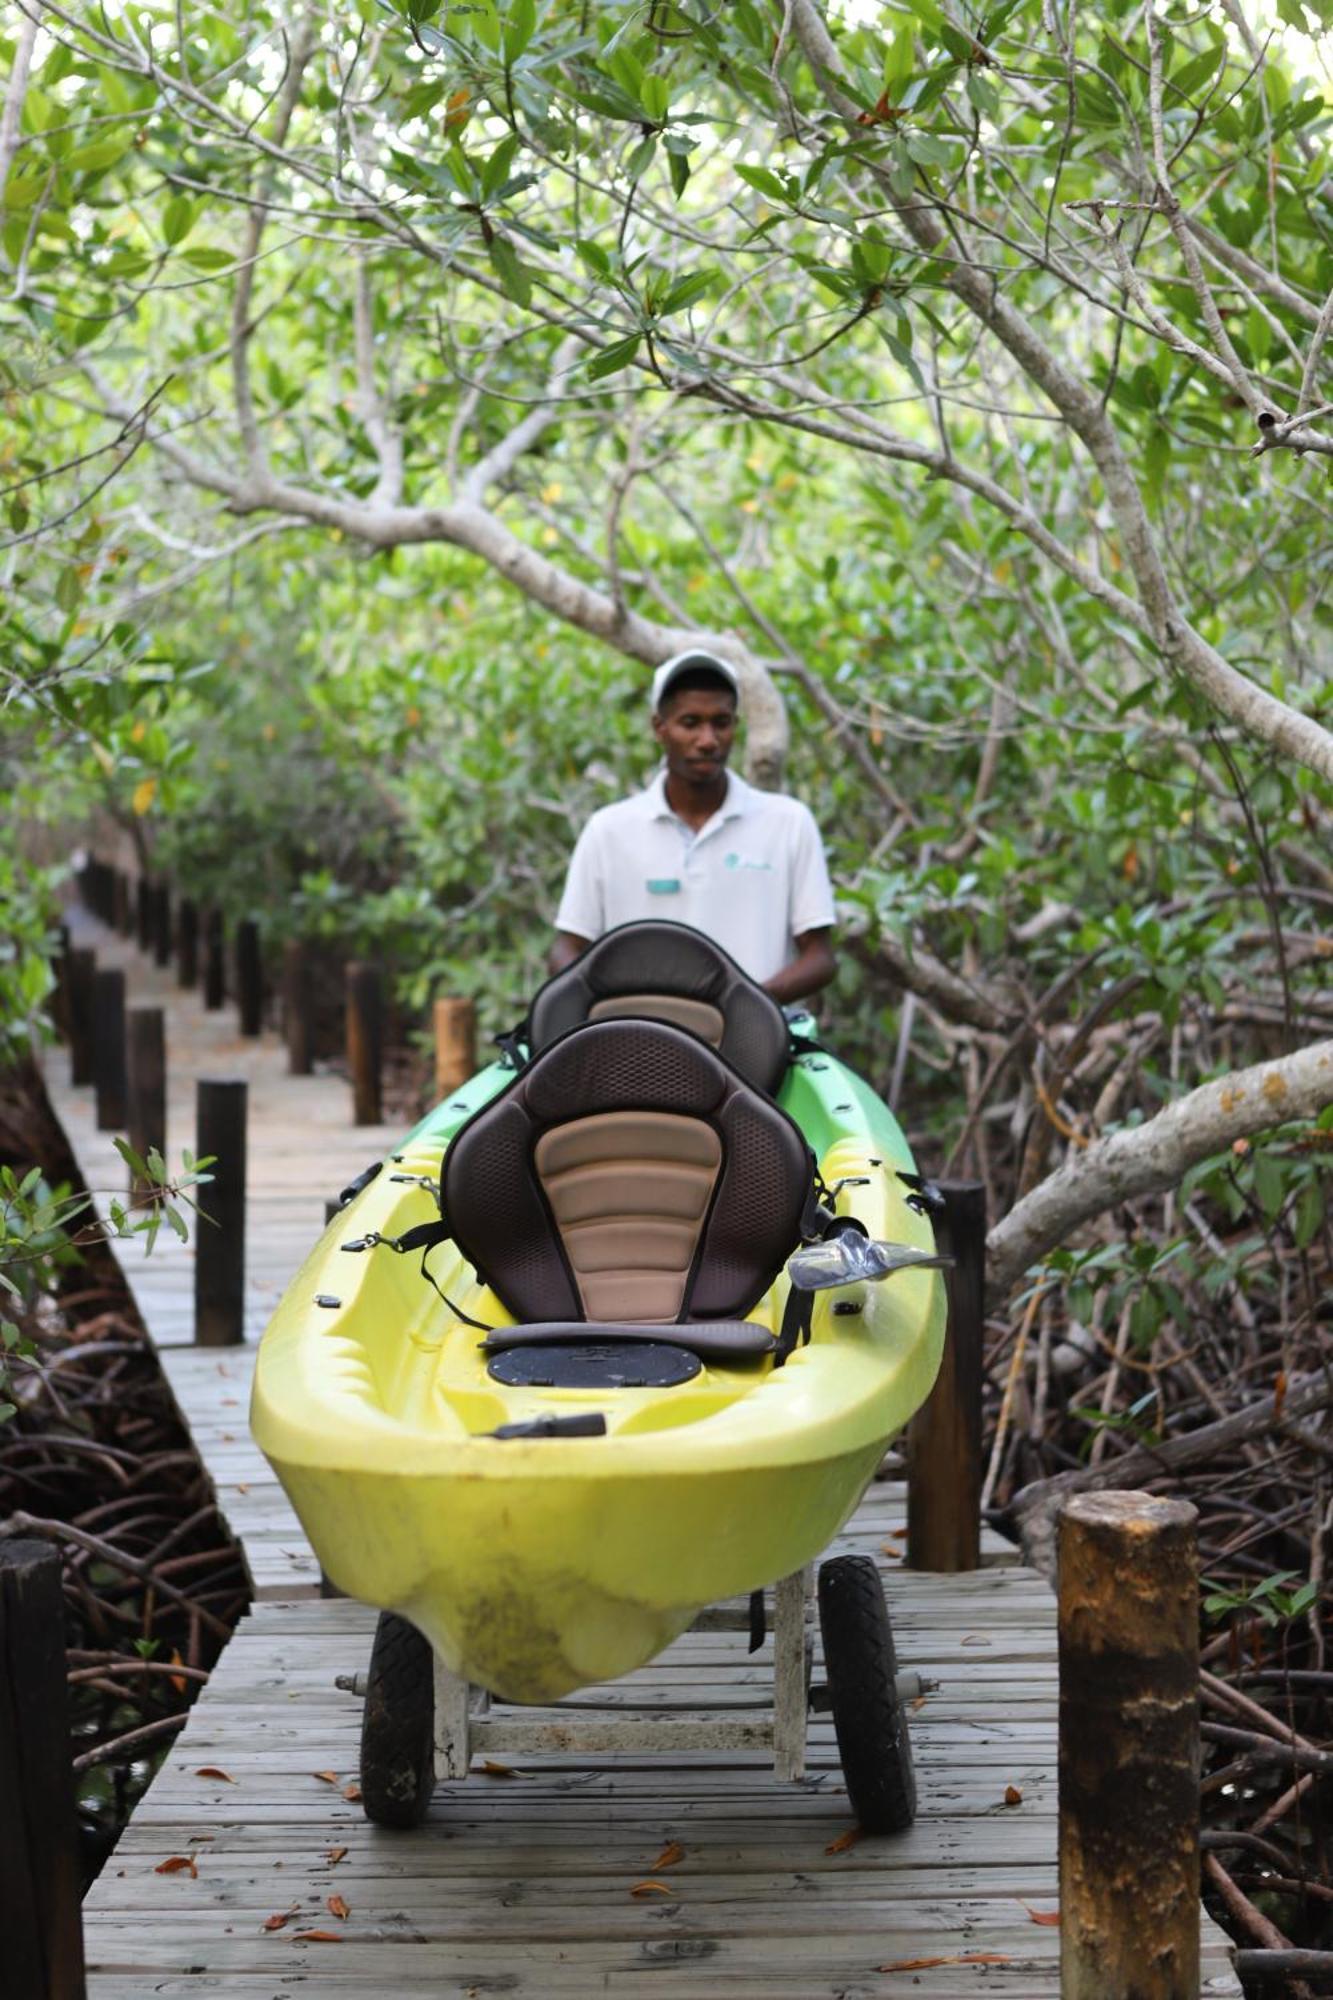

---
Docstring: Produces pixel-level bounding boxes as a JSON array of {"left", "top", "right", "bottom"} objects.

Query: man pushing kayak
[{"left": 550, "top": 650, "right": 837, "bottom": 1004}]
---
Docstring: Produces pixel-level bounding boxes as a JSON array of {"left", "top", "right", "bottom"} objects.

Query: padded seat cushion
[
  {"left": 528, "top": 921, "right": 791, "bottom": 1096},
  {"left": 482, "top": 1319, "right": 778, "bottom": 1360}
]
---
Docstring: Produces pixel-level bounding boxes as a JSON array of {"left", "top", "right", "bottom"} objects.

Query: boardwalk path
[{"left": 44, "top": 910, "right": 1241, "bottom": 1996}]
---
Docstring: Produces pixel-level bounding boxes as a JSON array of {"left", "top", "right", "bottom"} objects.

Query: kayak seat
[
  {"left": 444, "top": 1017, "right": 813, "bottom": 1338},
  {"left": 527, "top": 920, "right": 790, "bottom": 1096}
]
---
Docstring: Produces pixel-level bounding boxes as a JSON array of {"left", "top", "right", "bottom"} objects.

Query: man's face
[{"left": 652, "top": 685, "right": 737, "bottom": 785}]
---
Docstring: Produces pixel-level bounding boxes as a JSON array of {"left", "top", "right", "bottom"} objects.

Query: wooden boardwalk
[{"left": 44, "top": 910, "right": 1242, "bottom": 1997}]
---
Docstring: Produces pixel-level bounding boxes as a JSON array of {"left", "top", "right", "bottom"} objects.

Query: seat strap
[
  {"left": 773, "top": 1282, "right": 813, "bottom": 1369},
  {"left": 381, "top": 1218, "right": 495, "bottom": 1333}
]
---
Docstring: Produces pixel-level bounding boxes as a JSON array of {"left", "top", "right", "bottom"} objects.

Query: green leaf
[
  {"left": 657, "top": 269, "right": 717, "bottom": 316},
  {"left": 481, "top": 133, "right": 522, "bottom": 201},
  {"left": 668, "top": 147, "right": 690, "bottom": 200},
  {"left": 69, "top": 133, "right": 132, "bottom": 175},
  {"left": 586, "top": 333, "right": 641, "bottom": 380},
  {"left": 1293, "top": 1177, "right": 1324, "bottom": 1250},
  {"left": 55, "top": 566, "right": 83, "bottom": 616},
  {"left": 162, "top": 193, "right": 196, "bottom": 246},
  {"left": 504, "top": 0, "right": 537, "bottom": 63},
  {"left": 181, "top": 246, "right": 234, "bottom": 272},
  {"left": 736, "top": 163, "right": 789, "bottom": 203},
  {"left": 1253, "top": 1151, "right": 1285, "bottom": 1221},
  {"left": 640, "top": 74, "right": 669, "bottom": 124},
  {"left": 487, "top": 234, "right": 532, "bottom": 307}
]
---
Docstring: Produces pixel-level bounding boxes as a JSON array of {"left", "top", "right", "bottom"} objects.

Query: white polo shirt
[{"left": 554, "top": 770, "right": 835, "bottom": 985}]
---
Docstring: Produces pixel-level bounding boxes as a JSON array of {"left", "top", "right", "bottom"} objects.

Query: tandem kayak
[{"left": 250, "top": 922, "right": 947, "bottom": 1704}]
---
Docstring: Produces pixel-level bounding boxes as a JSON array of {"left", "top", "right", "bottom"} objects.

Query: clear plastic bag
[{"left": 787, "top": 1235, "right": 952, "bottom": 1291}]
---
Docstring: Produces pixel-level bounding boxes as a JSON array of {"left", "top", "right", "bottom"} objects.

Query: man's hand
[
  {"left": 549, "top": 930, "right": 592, "bottom": 975},
  {"left": 762, "top": 929, "right": 836, "bottom": 1006}
]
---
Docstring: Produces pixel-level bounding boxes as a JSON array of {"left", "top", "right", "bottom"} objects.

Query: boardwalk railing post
[
  {"left": 906, "top": 1179, "right": 985, "bottom": 1572},
  {"left": 151, "top": 883, "right": 172, "bottom": 968},
  {"left": 346, "top": 962, "right": 383, "bottom": 1126},
  {"left": 0, "top": 1540, "right": 88, "bottom": 2000},
  {"left": 114, "top": 869, "right": 134, "bottom": 937},
  {"left": 236, "top": 918, "right": 263, "bottom": 1037},
  {"left": 283, "top": 940, "right": 313, "bottom": 1076},
  {"left": 126, "top": 1007, "right": 166, "bottom": 1203},
  {"left": 195, "top": 1079, "right": 247, "bottom": 1347},
  {"left": 1058, "top": 1492, "right": 1200, "bottom": 1999},
  {"left": 203, "top": 909, "right": 226, "bottom": 1011},
  {"left": 50, "top": 923, "right": 71, "bottom": 1040},
  {"left": 434, "top": 996, "right": 477, "bottom": 1098},
  {"left": 66, "top": 948, "right": 96, "bottom": 1087},
  {"left": 177, "top": 898, "right": 198, "bottom": 989},
  {"left": 92, "top": 966, "right": 128, "bottom": 1132},
  {"left": 135, "top": 877, "right": 152, "bottom": 953}
]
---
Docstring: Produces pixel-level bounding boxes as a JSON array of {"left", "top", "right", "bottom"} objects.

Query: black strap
[
  {"left": 748, "top": 1588, "right": 766, "bottom": 1654},
  {"left": 493, "top": 1019, "right": 529, "bottom": 1069},
  {"left": 773, "top": 1282, "right": 813, "bottom": 1368},
  {"left": 382, "top": 1218, "right": 495, "bottom": 1333}
]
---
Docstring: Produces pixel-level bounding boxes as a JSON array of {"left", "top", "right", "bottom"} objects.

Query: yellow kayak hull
[{"left": 251, "top": 1055, "right": 946, "bottom": 1703}]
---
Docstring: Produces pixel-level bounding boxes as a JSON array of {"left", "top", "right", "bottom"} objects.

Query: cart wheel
[
  {"left": 817, "top": 1555, "right": 916, "bottom": 1834},
  {"left": 360, "top": 1612, "right": 435, "bottom": 1828}
]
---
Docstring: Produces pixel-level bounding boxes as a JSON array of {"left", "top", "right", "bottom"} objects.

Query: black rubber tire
[
  {"left": 359, "top": 1612, "right": 435, "bottom": 1828},
  {"left": 817, "top": 1554, "right": 917, "bottom": 1834}
]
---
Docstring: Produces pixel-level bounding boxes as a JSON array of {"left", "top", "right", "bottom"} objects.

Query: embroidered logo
[{"left": 724, "top": 853, "right": 773, "bottom": 872}]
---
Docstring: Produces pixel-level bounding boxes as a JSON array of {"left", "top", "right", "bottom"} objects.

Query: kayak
[{"left": 250, "top": 923, "right": 946, "bottom": 1704}]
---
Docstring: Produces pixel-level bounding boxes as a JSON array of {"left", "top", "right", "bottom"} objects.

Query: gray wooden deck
[{"left": 44, "top": 908, "right": 1242, "bottom": 1996}]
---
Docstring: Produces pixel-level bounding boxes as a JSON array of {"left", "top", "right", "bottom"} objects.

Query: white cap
[{"left": 650, "top": 649, "right": 741, "bottom": 712}]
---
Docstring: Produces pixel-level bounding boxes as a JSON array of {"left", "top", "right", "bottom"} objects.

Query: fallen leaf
[
  {"left": 325, "top": 1846, "right": 348, "bottom": 1865},
  {"left": 262, "top": 1910, "right": 296, "bottom": 1932},
  {"left": 342, "top": 1782, "right": 362, "bottom": 1803},
  {"left": 652, "top": 1841, "right": 686, "bottom": 1871},
  {"left": 193, "top": 1766, "right": 235, "bottom": 1783},
  {"left": 291, "top": 1929, "right": 344, "bottom": 1942},
  {"left": 312, "top": 1771, "right": 339, "bottom": 1784},
  {"left": 237, "top": 1482, "right": 249, "bottom": 1494},
  {"left": 155, "top": 1855, "right": 197, "bottom": 1877},
  {"left": 480, "top": 1759, "right": 530, "bottom": 1779},
  {"left": 825, "top": 1827, "right": 862, "bottom": 1855},
  {"left": 910, "top": 1694, "right": 928, "bottom": 1712},
  {"left": 1004, "top": 1785, "right": 1023, "bottom": 1807},
  {"left": 1024, "top": 1904, "right": 1061, "bottom": 1927},
  {"left": 169, "top": 1648, "right": 187, "bottom": 1696},
  {"left": 326, "top": 1894, "right": 350, "bottom": 1921},
  {"left": 629, "top": 1880, "right": 674, "bottom": 1898},
  {"left": 880, "top": 1956, "right": 1011, "bottom": 1972},
  {"left": 1274, "top": 1371, "right": 1288, "bottom": 1420}
]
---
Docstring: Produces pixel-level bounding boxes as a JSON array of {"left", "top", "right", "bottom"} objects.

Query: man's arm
[
  {"left": 763, "top": 928, "right": 836, "bottom": 1005},
  {"left": 549, "top": 930, "right": 592, "bottom": 975}
]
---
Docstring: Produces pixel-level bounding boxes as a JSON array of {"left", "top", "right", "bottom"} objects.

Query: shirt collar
[{"left": 643, "top": 768, "right": 754, "bottom": 822}]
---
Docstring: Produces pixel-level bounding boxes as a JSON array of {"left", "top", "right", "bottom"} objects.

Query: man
[{"left": 551, "top": 650, "right": 836, "bottom": 1003}]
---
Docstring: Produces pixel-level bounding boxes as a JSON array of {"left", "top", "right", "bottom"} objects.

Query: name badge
[{"left": 646, "top": 877, "right": 681, "bottom": 895}]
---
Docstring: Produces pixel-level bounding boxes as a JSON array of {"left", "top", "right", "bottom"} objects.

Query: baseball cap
[{"left": 650, "top": 649, "right": 742, "bottom": 712}]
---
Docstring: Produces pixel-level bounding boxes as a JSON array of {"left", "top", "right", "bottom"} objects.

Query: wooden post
[
  {"left": 135, "top": 877, "right": 152, "bottom": 952},
  {"left": 92, "top": 967, "right": 128, "bottom": 1131},
  {"left": 114, "top": 869, "right": 133, "bottom": 937},
  {"left": 202, "top": 909, "right": 225, "bottom": 1011},
  {"left": 283, "top": 940, "right": 314, "bottom": 1076},
  {"left": 345, "top": 962, "right": 383, "bottom": 1126},
  {"left": 50, "top": 923, "right": 71, "bottom": 1039},
  {"left": 126, "top": 1007, "right": 166, "bottom": 1202},
  {"left": 1059, "top": 1492, "right": 1200, "bottom": 1999},
  {"left": 434, "top": 996, "right": 477, "bottom": 1098},
  {"left": 151, "top": 882, "right": 172, "bottom": 967},
  {"left": 0, "top": 1540, "right": 87, "bottom": 2000},
  {"left": 194, "top": 1079, "right": 246, "bottom": 1346},
  {"left": 66, "top": 948, "right": 96, "bottom": 1086},
  {"left": 176, "top": 897, "right": 198, "bottom": 989},
  {"left": 906, "top": 1179, "right": 984, "bottom": 1572},
  {"left": 236, "top": 919, "right": 263, "bottom": 1037}
]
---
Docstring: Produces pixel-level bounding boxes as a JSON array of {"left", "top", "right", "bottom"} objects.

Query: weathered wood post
[
  {"left": 434, "top": 996, "right": 477, "bottom": 1098},
  {"left": 151, "top": 882, "right": 172, "bottom": 967},
  {"left": 194, "top": 1079, "right": 247, "bottom": 1346},
  {"left": 283, "top": 939, "right": 314, "bottom": 1076},
  {"left": 135, "top": 877, "right": 152, "bottom": 953},
  {"left": 202, "top": 909, "right": 226, "bottom": 1011},
  {"left": 1059, "top": 1491, "right": 1200, "bottom": 1999},
  {"left": 92, "top": 967, "right": 128, "bottom": 1131},
  {"left": 126, "top": 1007, "right": 166, "bottom": 1203},
  {"left": 50, "top": 923, "right": 71, "bottom": 1039},
  {"left": 236, "top": 919, "right": 263, "bottom": 1037},
  {"left": 346, "top": 962, "right": 383, "bottom": 1126},
  {"left": 114, "top": 868, "right": 134, "bottom": 937},
  {"left": 176, "top": 897, "right": 198, "bottom": 989},
  {"left": 906, "top": 1179, "right": 985, "bottom": 1572},
  {"left": 0, "top": 1540, "right": 87, "bottom": 2000},
  {"left": 66, "top": 947, "right": 96, "bottom": 1086}
]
